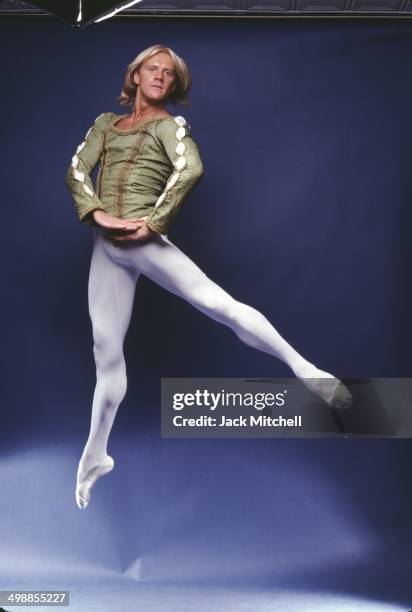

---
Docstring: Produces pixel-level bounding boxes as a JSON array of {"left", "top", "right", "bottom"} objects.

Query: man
[{"left": 66, "top": 44, "right": 352, "bottom": 510}]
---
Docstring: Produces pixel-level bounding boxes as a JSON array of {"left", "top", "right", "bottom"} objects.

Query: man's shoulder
[
  {"left": 156, "top": 115, "right": 192, "bottom": 138},
  {"left": 93, "top": 112, "right": 117, "bottom": 127},
  {"left": 167, "top": 115, "right": 189, "bottom": 128},
  {"left": 167, "top": 115, "right": 190, "bottom": 129}
]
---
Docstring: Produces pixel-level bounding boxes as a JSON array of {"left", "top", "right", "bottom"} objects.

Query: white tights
[{"left": 77, "top": 228, "right": 351, "bottom": 486}]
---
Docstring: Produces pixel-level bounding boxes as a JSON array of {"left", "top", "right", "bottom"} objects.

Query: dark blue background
[{"left": 1, "top": 16, "right": 412, "bottom": 611}]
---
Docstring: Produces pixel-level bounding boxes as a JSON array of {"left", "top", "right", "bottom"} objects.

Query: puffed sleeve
[
  {"left": 65, "top": 112, "right": 112, "bottom": 225},
  {"left": 145, "top": 116, "right": 204, "bottom": 235}
]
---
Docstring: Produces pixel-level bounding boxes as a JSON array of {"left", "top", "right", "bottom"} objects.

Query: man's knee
[
  {"left": 92, "top": 322, "right": 120, "bottom": 356},
  {"left": 192, "top": 288, "right": 238, "bottom": 320},
  {"left": 93, "top": 330, "right": 125, "bottom": 375}
]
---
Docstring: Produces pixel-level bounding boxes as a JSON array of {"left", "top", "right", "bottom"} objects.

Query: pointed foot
[{"left": 75, "top": 455, "right": 114, "bottom": 510}]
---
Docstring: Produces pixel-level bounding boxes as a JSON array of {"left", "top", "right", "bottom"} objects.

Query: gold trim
[
  {"left": 114, "top": 130, "right": 148, "bottom": 218},
  {"left": 109, "top": 114, "right": 173, "bottom": 135},
  {"left": 96, "top": 129, "right": 108, "bottom": 199}
]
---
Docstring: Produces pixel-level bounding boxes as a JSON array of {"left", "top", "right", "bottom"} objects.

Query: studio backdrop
[{"left": 1, "top": 14, "right": 412, "bottom": 612}]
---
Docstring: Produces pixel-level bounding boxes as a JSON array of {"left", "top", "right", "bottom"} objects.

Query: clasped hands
[{"left": 92, "top": 209, "right": 156, "bottom": 243}]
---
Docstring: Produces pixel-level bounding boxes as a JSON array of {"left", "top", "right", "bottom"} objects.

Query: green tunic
[{"left": 65, "top": 112, "right": 204, "bottom": 235}]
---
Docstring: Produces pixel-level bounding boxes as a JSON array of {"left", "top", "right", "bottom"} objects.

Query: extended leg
[
  {"left": 76, "top": 232, "right": 139, "bottom": 508},
  {"left": 130, "top": 235, "right": 352, "bottom": 409}
]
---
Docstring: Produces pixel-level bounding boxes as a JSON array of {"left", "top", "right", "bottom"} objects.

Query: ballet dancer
[{"left": 66, "top": 44, "right": 352, "bottom": 510}]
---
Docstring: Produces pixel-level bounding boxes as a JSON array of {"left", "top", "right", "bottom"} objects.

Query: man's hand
[
  {"left": 92, "top": 209, "right": 141, "bottom": 232},
  {"left": 111, "top": 220, "right": 156, "bottom": 243}
]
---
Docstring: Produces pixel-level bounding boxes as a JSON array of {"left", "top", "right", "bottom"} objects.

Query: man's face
[{"left": 133, "top": 51, "right": 176, "bottom": 104}]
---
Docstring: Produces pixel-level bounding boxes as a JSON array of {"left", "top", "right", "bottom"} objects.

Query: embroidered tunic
[{"left": 65, "top": 112, "right": 204, "bottom": 235}]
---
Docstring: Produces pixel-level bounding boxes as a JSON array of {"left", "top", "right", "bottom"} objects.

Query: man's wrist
[
  {"left": 92, "top": 208, "right": 105, "bottom": 220},
  {"left": 145, "top": 218, "right": 161, "bottom": 235}
]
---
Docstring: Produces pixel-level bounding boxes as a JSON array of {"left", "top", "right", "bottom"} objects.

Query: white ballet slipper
[
  {"left": 324, "top": 379, "right": 353, "bottom": 410},
  {"left": 299, "top": 366, "right": 353, "bottom": 410},
  {"left": 75, "top": 455, "right": 114, "bottom": 510}
]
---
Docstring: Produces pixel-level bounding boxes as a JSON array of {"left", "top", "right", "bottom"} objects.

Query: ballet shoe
[
  {"left": 299, "top": 365, "right": 353, "bottom": 410},
  {"left": 75, "top": 455, "right": 114, "bottom": 510},
  {"left": 324, "top": 380, "right": 353, "bottom": 410}
]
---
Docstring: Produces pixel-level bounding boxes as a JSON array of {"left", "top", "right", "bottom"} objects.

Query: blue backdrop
[{"left": 1, "top": 15, "right": 412, "bottom": 612}]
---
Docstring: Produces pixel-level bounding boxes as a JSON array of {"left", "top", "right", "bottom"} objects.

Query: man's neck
[{"left": 132, "top": 99, "right": 167, "bottom": 121}]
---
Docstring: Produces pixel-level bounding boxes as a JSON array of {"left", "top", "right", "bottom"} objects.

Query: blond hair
[{"left": 117, "top": 44, "right": 191, "bottom": 108}]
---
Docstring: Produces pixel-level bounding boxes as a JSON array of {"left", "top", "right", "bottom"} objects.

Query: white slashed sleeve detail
[
  {"left": 65, "top": 113, "right": 108, "bottom": 224},
  {"left": 145, "top": 115, "right": 204, "bottom": 235}
]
